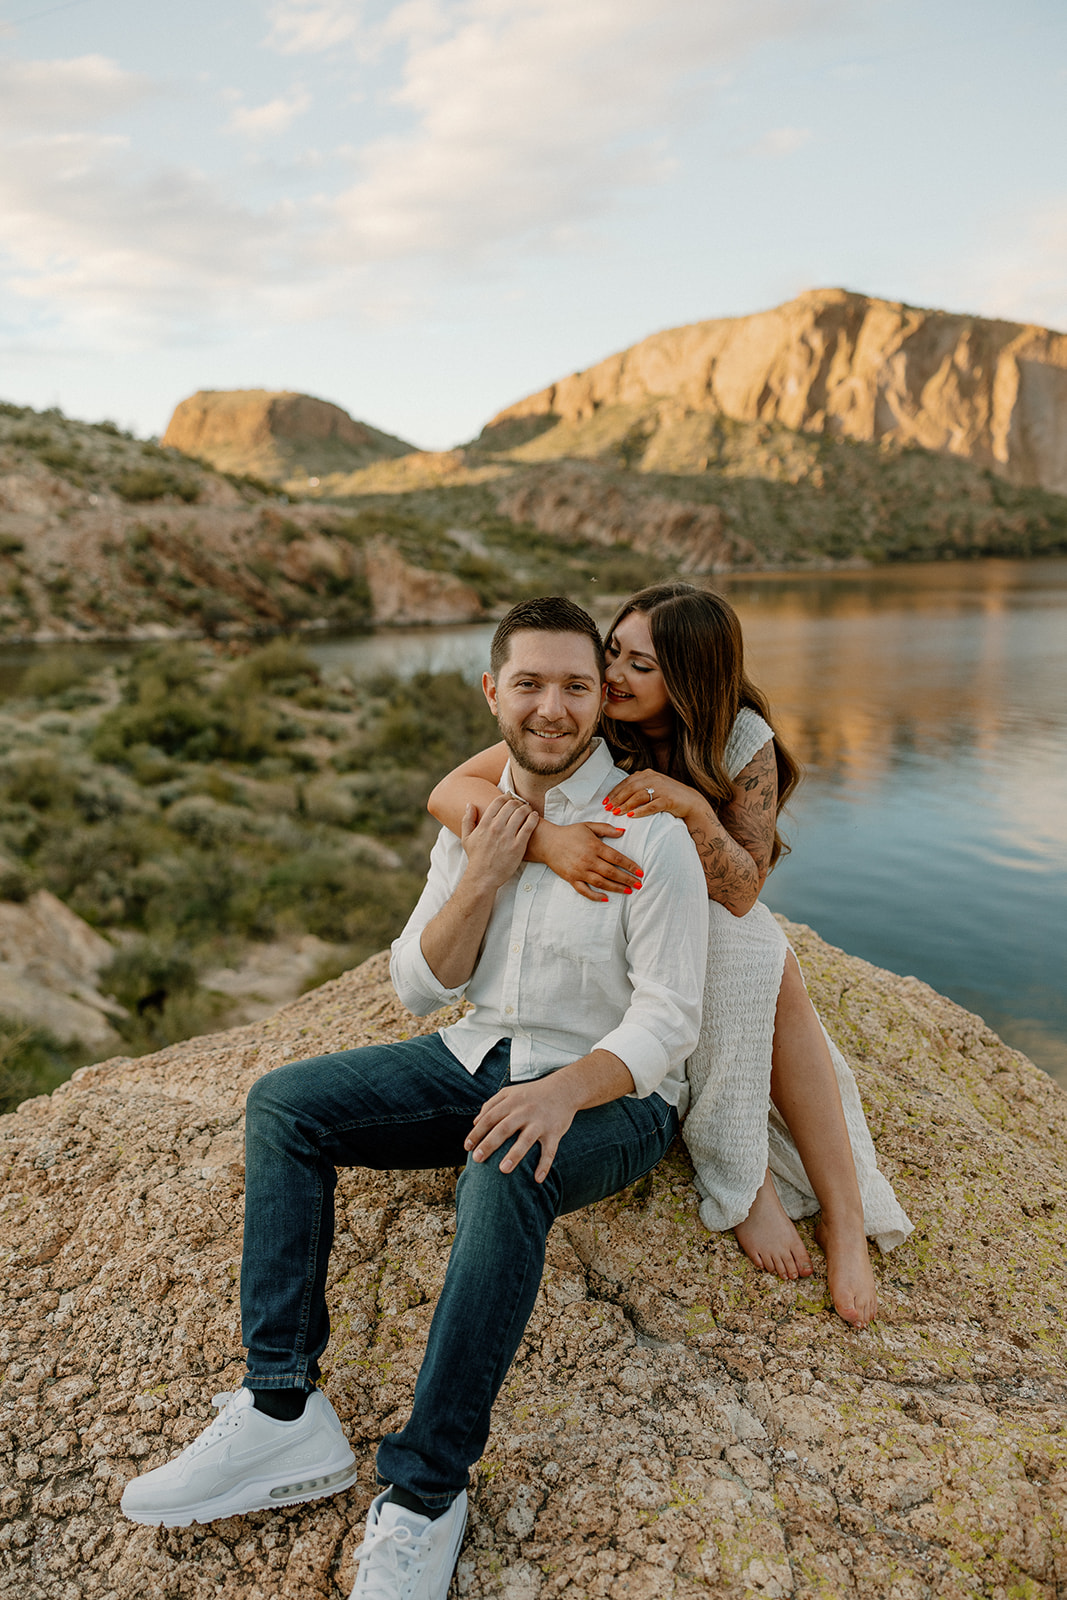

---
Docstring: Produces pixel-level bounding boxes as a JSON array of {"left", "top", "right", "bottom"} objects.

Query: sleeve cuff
[
  {"left": 594, "top": 1023, "right": 670, "bottom": 1099},
  {"left": 389, "top": 937, "right": 468, "bottom": 1016}
]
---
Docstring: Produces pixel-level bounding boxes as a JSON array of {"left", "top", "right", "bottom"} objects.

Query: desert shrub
[
  {"left": 110, "top": 989, "right": 233, "bottom": 1057},
  {"left": 19, "top": 643, "right": 85, "bottom": 700},
  {"left": 0, "top": 1014, "right": 88, "bottom": 1114},
  {"left": 3, "top": 753, "right": 78, "bottom": 812},
  {"left": 0, "top": 533, "right": 24, "bottom": 555},
  {"left": 258, "top": 850, "right": 423, "bottom": 956},
  {"left": 361, "top": 670, "right": 494, "bottom": 771},
  {"left": 0, "top": 862, "right": 33, "bottom": 902},
  {"left": 94, "top": 683, "right": 279, "bottom": 767},
  {"left": 120, "top": 643, "right": 204, "bottom": 702},
  {"left": 337, "top": 768, "right": 435, "bottom": 836},
  {"left": 165, "top": 795, "right": 256, "bottom": 847},
  {"left": 34, "top": 817, "right": 158, "bottom": 924},
  {"left": 99, "top": 940, "right": 198, "bottom": 1013},
  {"left": 112, "top": 466, "right": 200, "bottom": 503}
]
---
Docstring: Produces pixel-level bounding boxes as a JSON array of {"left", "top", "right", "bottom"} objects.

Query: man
[{"left": 121, "top": 597, "right": 708, "bottom": 1600}]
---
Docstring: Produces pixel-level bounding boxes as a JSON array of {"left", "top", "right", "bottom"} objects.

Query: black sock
[
  {"left": 251, "top": 1388, "right": 308, "bottom": 1422},
  {"left": 387, "top": 1485, "right": 450, "bottom": 1522}
]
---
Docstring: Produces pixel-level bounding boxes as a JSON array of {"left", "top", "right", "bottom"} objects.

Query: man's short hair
[{"left": 489, "top": 596, "right": 606, "bottom": 679}]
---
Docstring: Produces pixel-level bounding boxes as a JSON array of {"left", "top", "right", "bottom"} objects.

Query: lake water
[{"left": 307, "top": 559, "right": 1067, "bottom": 1086}]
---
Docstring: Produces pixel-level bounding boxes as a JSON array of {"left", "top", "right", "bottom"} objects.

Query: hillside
[
  {"left": 0, "top": 404, "right": 661, "bottom": 641},
  {"left": 484, "top": 287, "right": 1067, "bottom": 495},
  {"left": 3, "top": 922, "right": 1066, "bottom": 1597},
  {"left": 161, "top": 390, "right": 414, "bottom": 488},
  {"left": 5, "top": 288, "right": 1067, "bottom": 644}
]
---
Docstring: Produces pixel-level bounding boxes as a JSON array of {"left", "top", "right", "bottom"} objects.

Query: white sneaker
[
  {"left": 349, "top": 1488, "right": 468, "bottom": 1600},
  {"left": 120, "top": 1388, "right": 358, "bottom": 1527}
]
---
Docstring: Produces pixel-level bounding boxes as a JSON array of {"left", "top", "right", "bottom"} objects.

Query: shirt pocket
[{"left": 538, "top": 874, "right": 625, "bottom": 964}]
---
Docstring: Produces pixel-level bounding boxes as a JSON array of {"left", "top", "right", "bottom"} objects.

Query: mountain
[
  {"left": 161, "top": 389, "right": 414, "bottom": 487},
  {"left": 482, "top": 287, "right": 1067, "bottom": 495}
]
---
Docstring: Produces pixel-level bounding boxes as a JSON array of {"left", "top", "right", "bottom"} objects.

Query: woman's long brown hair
[{"left": 602, "top": 582, "right": 801, "bottom": 868}]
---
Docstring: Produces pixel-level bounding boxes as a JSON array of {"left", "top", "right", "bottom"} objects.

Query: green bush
[
  {"left": 0, "top": 1014, "right": 88, "bottom": 1114},
  {"left": 225, "top": 639, "right": 320, "bottom": 699},
  {"left": 362, "top": 670, "right": 494, "bottom": 771},
  {"left": 3, "top": 753, "right": 78, "bottom": 812},
  {"left": 112, "top": 466, "right": 200, "bottom": 503},
  {"left": 99, "top": 940, "right": 198, "bottom": 1013}
]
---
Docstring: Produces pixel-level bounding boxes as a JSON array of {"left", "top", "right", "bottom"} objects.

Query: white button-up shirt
[{"left": 390, "top": 740, "right": 708, "bottom": 1112}]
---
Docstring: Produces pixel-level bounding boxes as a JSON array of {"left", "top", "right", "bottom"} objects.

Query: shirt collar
[{"left": 500, "top": 738, "right": 618, "bottom": 812}]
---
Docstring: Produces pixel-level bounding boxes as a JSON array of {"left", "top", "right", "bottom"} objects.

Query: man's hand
[
  {"left": 461, "top": 795, "right": 539, "bottom": 893},
  {"left": 465, "top": 1050, "right": 635, "bottom": 1184},
  {"left": 417, "top": 795, "right": 538, "bottom": 991},
  {"left": 465, "top": 1075, "right": 581, "bottom": 1184}
]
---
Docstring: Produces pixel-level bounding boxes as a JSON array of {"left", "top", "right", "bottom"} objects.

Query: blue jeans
[{"left": 240, "top": 1031, "right": 678, "bottom": 1506}]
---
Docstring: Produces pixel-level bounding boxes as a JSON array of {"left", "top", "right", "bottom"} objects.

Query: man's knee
[{"left": 456, "top": 1143, "right": 560, "bottom": 1225}]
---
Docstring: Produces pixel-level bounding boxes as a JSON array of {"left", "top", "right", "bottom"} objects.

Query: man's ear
[{"left": 482, "top": 671, "right": 498, "bottom": 716}]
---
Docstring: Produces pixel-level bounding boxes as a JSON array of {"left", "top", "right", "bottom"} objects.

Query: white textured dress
[{"left": 681, "top": 707, "right": 913, "bottom": 1252}]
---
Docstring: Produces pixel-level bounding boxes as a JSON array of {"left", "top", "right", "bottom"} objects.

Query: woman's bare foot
[
  {"left": 734, "top": 1172, "right": 814, "bottom": 1281},
  {"left": 815, "top": 1215, "right": 878, "bottom": 1329}
]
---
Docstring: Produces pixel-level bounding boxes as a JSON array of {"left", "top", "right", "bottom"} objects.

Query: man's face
[{"left": 483, "top": 629, "right": 604, "bottom": 780}]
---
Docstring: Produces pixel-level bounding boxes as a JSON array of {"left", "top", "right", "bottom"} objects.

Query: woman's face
[{"left": 603, "top": 610, "right": 672, "bottom": 729}]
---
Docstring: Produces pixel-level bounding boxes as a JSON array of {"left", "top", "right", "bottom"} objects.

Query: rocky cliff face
[
  {"left": 162, "top": 392, "right": 414, "bottom": 487},
  {"left": 485, "top": 288, "right": 1067, "bottom": 496},
  {"left": 3, "top": 920, "right": 1066, "bottom": 1598}
]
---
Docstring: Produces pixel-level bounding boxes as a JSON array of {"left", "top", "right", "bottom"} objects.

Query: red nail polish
[
  {"left": 626, "top": 811, "right": 634, "bottom": 818},
  {"left": 624, "top": 886, "right": 632, "bottom": 894}
]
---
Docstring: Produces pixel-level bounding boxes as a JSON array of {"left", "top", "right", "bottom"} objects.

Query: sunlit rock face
[
  {"left": 486, "top": 288, "right": 1067, "bottom": 495},
  {"left": 3, "top": 920, "right": 1066, "bottom": 1598},
  {"left": 162, "top": 390, "right": 414, "bottom": 486}
]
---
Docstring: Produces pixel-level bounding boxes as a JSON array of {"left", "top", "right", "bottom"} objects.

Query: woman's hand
[
  {"left": 534, "top": 819, "right": 644, "bottom": 902},
  {"left": 603, "top": 769, "right": 699, "bottom": 821}
]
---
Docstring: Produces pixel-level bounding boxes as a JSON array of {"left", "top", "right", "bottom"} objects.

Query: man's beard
[{"left": 498, "top": 713, "right": 597, "bottom": 777}]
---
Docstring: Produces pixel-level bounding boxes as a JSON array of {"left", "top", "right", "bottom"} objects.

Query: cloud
[
  {"left": 0, "top": 54, "right": 152, "bottom": 131},
  {"left": 0, "top": 3, "right": 841, "bottom": 345},
  {"left": 227, "top": 88, "right": 312, "bottom": 138},
  {"left": 324, "top": 0, "right": 835, "bottom": 265},
  {"left": 745, "top": 125, "right": 814, "bottom": 158},
  {"left": 957, "top": 201, "right": 1067, "bottom": 335},
  {"left": 265, "top": 0, "right": 362, "bottom": 54},
  {"left": 0, "top": 130, "right": 288, "bottom": 344}
]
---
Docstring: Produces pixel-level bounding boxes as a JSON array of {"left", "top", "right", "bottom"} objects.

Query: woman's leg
[{"left": 762, "top": 951, "right": 877, "bottom": 1328}]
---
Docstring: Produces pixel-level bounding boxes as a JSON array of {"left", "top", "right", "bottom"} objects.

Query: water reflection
[
  {"left": 307, "top": 559, "right": 1067, "bottom": 1084},
  {"left": 3, "top": 559, "right": 1064, "bottom": 1083},
  {"left": 717, "top": 562, "right": 1067, "bottom": 1084}
]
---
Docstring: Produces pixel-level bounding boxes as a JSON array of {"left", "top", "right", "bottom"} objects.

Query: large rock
[
  {"left": 3, "top": 920, "right": 1066, "bottom": 1598},
  {"left": 364, "top": 538, "right": 484, "bottom": 624},
  {"left": 0, "top": 887, "right": 125, "bottom": 1051},
  {"left": 162, "top": 391, "right": 414, "bottom": 486},
  {"left": 485, "top": 288, "right": 1067, "bottom": 495}
]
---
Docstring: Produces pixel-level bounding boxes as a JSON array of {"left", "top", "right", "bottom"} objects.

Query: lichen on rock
[{"left": 2, "top": 920, "right": 1066, "bottom": 1597}]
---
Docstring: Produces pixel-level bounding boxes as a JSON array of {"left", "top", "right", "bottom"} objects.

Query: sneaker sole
[{"left": 121, "top": 1458, "right": 360, "bottom": 1528}]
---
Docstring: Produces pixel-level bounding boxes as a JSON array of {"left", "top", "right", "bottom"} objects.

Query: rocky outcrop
[
  {"left": 364, "top": 538, "right": 483, "bottom": 624},
  {"left": 494, "top": 461, "right": 757, "bottom": 572},
  {"left": 0, "top": 887, "right": 124, "bottom": 1050},
  {"left": 3, "top": 919, "right": 1067, "bottom": 1598},
  {"left": 485, "top": 288, "right": 1067, "bottom": 495},
  {"left": 162, "top": 391, "right": 414, "bottom": 487}
]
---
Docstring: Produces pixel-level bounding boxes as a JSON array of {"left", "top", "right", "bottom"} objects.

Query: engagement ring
[{"left": 647, "top": 787, "right": 655, "bottom": 799}]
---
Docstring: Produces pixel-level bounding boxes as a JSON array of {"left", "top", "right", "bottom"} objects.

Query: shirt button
[
  {"left": 523, "top": 883, "right": 533, "bottom": 892},
  {"left": 511, "top": 943, "right": 520, "bottom": 953},
  {"left": 505, "top": 1005, "right": 514, "bottom": 1015}
]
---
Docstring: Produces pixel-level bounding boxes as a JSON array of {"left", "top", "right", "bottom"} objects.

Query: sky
[{"left": 0, "top": 0, "right": 1064, "bottom": 450}]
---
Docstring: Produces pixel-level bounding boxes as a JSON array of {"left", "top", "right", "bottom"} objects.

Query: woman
[{"left": 428, "top": 583, "right": 911, "bottom": 1328}]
